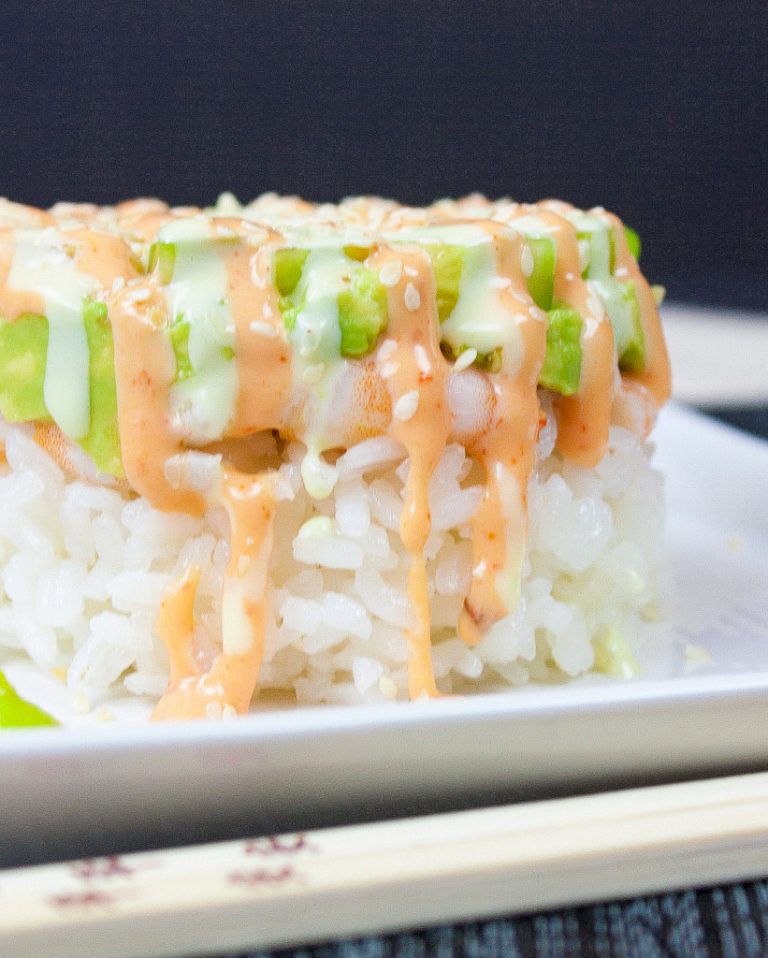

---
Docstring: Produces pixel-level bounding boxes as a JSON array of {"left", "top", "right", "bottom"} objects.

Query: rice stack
[{"left": 0, "top": 193, "right": 671, "bottom": 721}]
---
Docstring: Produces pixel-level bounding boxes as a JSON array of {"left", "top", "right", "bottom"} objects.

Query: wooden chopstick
[{"left": 2, "top": 771, "right": 768, "bottom": 958}]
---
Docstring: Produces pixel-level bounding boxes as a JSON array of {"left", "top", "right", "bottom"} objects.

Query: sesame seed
[
  {"left": 73, "top": 691, "right": 91, "bottom": 715},
  {"left": 615, "top": 266, "right": 628, "bottom": 278},
  {"left": 414, "top": 344, "right": 431, "bottom": 375},
  {"left": 111, "top": 276, "right": 125, "bottom": 294},
  {"left": 379, "top": 260, "right": 403, "bottom": 287},
  {"left": 587, "top": 296, "right": 603, "bottom": 317},
  {"left": 404, "top": 265, "right": 418, "bottom": 277},
  {"left": 249, "top": 320, "right": 277, "bottom": 337},
  {"left": 262, "top": 301, "right": 274, "bottom": 319},
  {"left": 250, "top": 253, "right": 264, "bottom": 286},
  {"left": 520, "top": 244, "right": 534, "bottom": 277},
  {"left": 380, "top": 360, "right": 399, "bottom": 379},
  {"left": 512, "top": 290, "right": 530, "bottom": 305},
  {"left": 125, "top": 288, "right": 151, "bottom": 304},
  {"left": 206, "top": 701, "right": 223, "bottom": 720},
  {"left": 378, "top": 338, "right": 397, "bottom": 361},
  {"left": 453, "top": 348, "right": 477, "bottom": 372},
  {"left": 565, "top": 271, "right": 575, "bottom": 282},
  {"left": 404, "top": 282, "right": 421, "bottom": 311},
  {"left": 378, "top": 675, "right": 398, "bottom": 699},
  {"left": 393, "top": 390, "right": 419, "bottom": 421}
]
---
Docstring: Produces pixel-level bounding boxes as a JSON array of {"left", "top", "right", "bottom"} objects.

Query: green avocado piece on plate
[{"left": 0, "top": 670, "right": 58, "bottom": 729}]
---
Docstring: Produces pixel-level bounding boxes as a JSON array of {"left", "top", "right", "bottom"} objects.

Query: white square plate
[{"left": 2, "top": 402, "right": 767, "bottom": 866}]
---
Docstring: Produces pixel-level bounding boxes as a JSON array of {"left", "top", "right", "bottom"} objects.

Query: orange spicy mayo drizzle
[
  {"left": 530, "top": 205, "right": 616, "bottom": 467},
  {"left": 458, "top": 223, "right": 547, "bottom": 646},
  {"left": 109, "top": 276, "right": 206, "bottom": 514},
  {"left": 602, "top": 209, "right": 672, "bottom": 406},
  {"left": 371, "top": 246, "right": 451, "bottom": 699},
  {"left": 223, "top": 224, "right": 294, "bottom": 437},
  {"left": 153, "top": 468, "right": 279, "bottom": 720}
]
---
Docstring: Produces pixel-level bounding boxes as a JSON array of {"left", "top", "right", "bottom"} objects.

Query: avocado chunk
[
  {"left": 539, "top": 307, "right": 583, "bottom": 396},
  {"left": 623, "top": 225, "right": 641, "bottom": 261},
  {"left": 0, "top": 312, "right": 51, "bottom": 423},
  {"left": 343, "top": 245, "right": 372, "bottom": 262},
  {"left": 0, "top": 669, "right": 58, "bottom": 729},
  {"left": 0, "top": 301, "right": 123, "bottom": 477},
  {"left": 578, "top": 224, "right": 615, "bottom": 280},
  {"left": 441, "top": 305, "right": 582, "bottom": 393},
  {"left": 147, "top": 241, "right": 177, "bottom": 284},
  {"left": 337, "top": 267, "right": 388, "bottom": 357},
  {"left": 274, "top": 248, "right": 310, "bottom": 297},
  {"left": 526, "top": 236, "right": 556, "bottom": 310},
  {"left": 170, "top": 316, "right": 194, "bottom": 380},
  {"left": 79, "top": 300, "right": 123, "bottom": 477},
  {"left": 441, "top": 342, "right": 503, "bottom": 373},
  {"left": 276, "top": 248, "right": 389, "bottom": 357},
  {"left": 591, "top": 279, "right": 646, "bottom": 373},
  {"left": 425, "top": 244, "right": 464, "bottom": 322}
]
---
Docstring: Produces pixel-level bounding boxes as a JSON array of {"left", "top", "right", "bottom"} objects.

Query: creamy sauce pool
[{"left": 0, "top": 196, "right": 671, "bottom": 718}]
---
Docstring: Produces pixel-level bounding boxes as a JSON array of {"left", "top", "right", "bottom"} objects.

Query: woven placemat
[{"left": 227, "top": 881, "right": 768, "bottom": 958}]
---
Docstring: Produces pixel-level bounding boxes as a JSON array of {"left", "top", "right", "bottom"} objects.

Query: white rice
[{"left": 0, "top": 401, "right": 665, "bottom": 710}]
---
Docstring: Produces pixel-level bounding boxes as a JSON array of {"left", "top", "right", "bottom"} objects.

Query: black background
[{"left": 0, "top": 0, "right": 765, "bottom": 308}]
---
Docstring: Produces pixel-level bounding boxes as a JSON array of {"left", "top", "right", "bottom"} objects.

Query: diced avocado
[
  {"left": 539, "top": 307, "right": 583, "bottom": 396},
  {"left": 425, "top": 244, "right": 464, "bottom": 322},
  {"left": 624, "top": 226, "right": 641, "bottom": 261},
  {"left": 474, "top": 347, "right": 502, "bottom": 373},
  {"left": 343, "top": 245, "right": 372, "bottom": 262},
  {"left": 273, "top": 248, "right": 310, "bottom": 297},
  {"left": 79, "top": 299, "right": 123, "bottom": 477},
  {"left": 0, "top": 313, "right": 52, "bottom": 423},
  {"left": 147, "top": 241, "right": 176, "bottom": 284},
  {"left": 578, "top": 225, "right": 615, "bottom": 279},
  {"left": 337, "top": 267, "right": 388, "bottom": 357},
  {"left": 170, "top": 317, "right": 194, "bottom": 380},
  {"left": 0, "top": 303, "right": 123, "bottom": 477},
  {"left": 593, "top": 626, "right": 641, "bottom": 679},
  {"left": 280, "top": 299, "right": 299, "bottom": 333},
  {"left": 591, "top": 279, "right": 646, "bottom": 373},
  {"left": 0, "top": 669, "right": 58, "bottom": 729},
  {"left": 526, "top": 236, "right": 556, "bottom": 310},
  {"left": 440, "top": 342, "right": 503, "bottom": 374}
]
